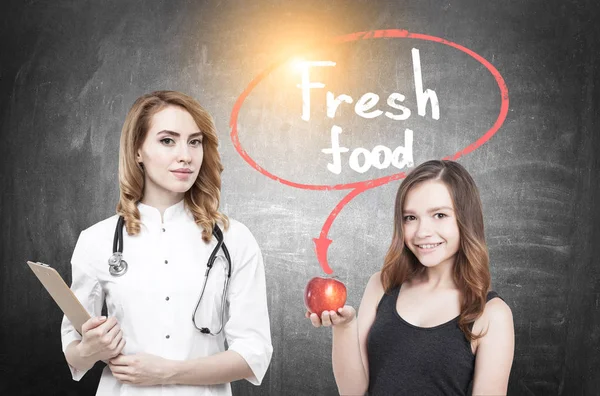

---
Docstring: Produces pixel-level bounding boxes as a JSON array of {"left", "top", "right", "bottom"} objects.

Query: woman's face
[
  {"left": 402, "top": 180, "right": 460, "bottom": 270},
  {"left": 137, "top": 105, "right": 203, "bottom": 201}
]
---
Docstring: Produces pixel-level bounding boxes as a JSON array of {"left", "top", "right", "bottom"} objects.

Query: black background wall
[{"left": 1, "top": 1, "right": 599, "bottom": 395}]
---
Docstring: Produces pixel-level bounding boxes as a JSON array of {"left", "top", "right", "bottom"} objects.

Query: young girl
[
  {"left": 61, "top": 91, "right": 272, "bottom": 396},
  {"left": 308, "top": 160, "right": 514, "bottom": 395}
]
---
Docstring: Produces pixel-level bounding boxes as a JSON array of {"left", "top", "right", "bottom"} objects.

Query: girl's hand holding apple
[
  {"left": 306, "top": 305, "right": 356, "bottom": 328},
  {"left": 304, "top": 276, "right": 355, "bottom": 327}
]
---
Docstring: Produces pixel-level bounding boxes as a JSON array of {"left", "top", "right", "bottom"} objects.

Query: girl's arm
[
  {"left": 311, "top": 271, "right": 385, "bottom": 395},
  {"left": 471, "top": 298, "right": 515, "bottom": 395}
]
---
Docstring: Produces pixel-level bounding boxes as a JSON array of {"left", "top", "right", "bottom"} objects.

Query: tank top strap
[
  {"left": 486, "top": 290, "right": 503, "bottom": 302},
  {"left": 376, "top": 286, "right": 401, "bottom": 313},
  {"left": 467, "top": 291, "right": 503, "bottom": 331}
]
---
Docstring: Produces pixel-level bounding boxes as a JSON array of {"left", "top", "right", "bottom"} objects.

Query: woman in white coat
[{"left": 61, "top": 90, "right": 272, "bottom": 395}]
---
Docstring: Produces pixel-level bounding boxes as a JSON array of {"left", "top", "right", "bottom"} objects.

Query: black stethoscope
[{"left": 108, "top": 216, "right": 232, "bottom": 335}]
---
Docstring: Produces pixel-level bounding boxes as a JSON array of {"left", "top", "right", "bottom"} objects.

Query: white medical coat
[{"left": 61, "top": 200, "right": 273, "bottom": 395}]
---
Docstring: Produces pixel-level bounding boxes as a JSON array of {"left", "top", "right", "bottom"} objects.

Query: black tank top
[{"left": 367, "top": 287, "right": 500, "bottom": 395}]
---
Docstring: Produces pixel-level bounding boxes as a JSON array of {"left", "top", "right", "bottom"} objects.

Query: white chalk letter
[
  {"left": 370, "top": 145, "right": 393, "bottom": 169},
  {"left": 411, "top": 48, "right": 439, "bottom": 120},
  {"left": 385, "top": 93, "right": 411, "bottom": 121},
  {"left": 354, "top": 93, "right": 383, "bottom": 119},
  {"left": 297, "top": 61, "right": 336, "bottom": 121},
  {"left": 326, "top": 91, "right": 354, "bottom": 118},
  {"left": 322, "top": 125, "right": 350, "bottom": 174},
  {"left": 349, "top": 147, "right": 372, "bottom": 173},
  {"left": 392, "top": 128, "right": 414, "bottom": 168}
]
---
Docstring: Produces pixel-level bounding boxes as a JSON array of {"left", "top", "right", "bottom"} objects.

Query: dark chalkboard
[{"left": 1, "top": 0, "right": 599, "bottom": 395}]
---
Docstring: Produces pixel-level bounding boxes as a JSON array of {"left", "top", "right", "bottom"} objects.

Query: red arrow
[
  {"left": 313, "top": 236, "right": 333, "bottom": 274},
  {"left": 313, "top": 185, "right": 378, "bottom": 274},
  {"left": 230, "top": 30, "right": 508, "bottom": 275}
]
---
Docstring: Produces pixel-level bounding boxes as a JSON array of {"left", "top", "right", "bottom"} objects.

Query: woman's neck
[{"left": 418, "top": 258, "right": 457, "bottom": 289}]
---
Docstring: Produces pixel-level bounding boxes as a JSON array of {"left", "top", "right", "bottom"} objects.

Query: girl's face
[
  {"left": 402, "top": 180, "right": 460, "bottom": 270},
  {"left": 137, "top": 105, "right": 203, "bottom": 201}
]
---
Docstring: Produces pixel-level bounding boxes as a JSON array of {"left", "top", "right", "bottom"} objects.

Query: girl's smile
[{"left": 402, "top": 180, "right": 460, "bottom": 270}]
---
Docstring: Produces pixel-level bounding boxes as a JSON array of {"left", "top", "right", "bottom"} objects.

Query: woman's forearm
[
  {"left": 332, "top": 320, "right": 369, "bottom": 395},
  {"left": 165, "top": 350, "right": 253, "bottom": 386},
  {"left": 64, "top": 340, "right": 99, "bottom": 372}
]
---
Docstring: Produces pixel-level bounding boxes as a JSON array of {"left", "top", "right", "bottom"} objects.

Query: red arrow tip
[{"left": 313, "top": 237, "right": 334, "bottom": 274}]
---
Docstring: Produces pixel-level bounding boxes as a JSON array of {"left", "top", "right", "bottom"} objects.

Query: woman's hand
[
  {"left": 76, "top": 316, "right": 125, "bottom": 362},
  {"left": 108, "top": 353, "right": 173, "bottom": 386},
  {"left": 306, "top": 305, "right": 357, "bottom": 328}
]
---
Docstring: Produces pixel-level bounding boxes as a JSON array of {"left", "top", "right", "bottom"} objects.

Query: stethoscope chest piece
[
  {"left": 110, "top": 214, "right": 231, "bottom": 335},
  {"left": 108, "top": 252, "right": 128, "bottom": 276}
]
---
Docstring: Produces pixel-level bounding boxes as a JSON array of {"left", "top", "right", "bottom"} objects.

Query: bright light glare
[{"left": 290, "top": 57, "right": 308, "bottom": 72}]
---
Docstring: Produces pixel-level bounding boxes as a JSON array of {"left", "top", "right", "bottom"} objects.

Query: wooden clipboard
[{"left": 27, "top": 261, "right": 91, "bottom": 335}]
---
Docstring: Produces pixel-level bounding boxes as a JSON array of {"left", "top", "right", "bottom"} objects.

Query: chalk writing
[
  {"left": 298, "top": 48, "right": 439, "bottom": 174},
  {"left": 231, "top": 29, "right": 509, "bottom": 274}
]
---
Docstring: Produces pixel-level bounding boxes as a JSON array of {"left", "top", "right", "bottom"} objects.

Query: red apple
[{"left": 304, "top": 276, "right": 347, "bottom": 316}]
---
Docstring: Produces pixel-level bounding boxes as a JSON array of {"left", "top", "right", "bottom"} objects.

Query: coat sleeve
[
  {"left": 60, "top": 229, "right": 105, "bottom": 381},
  {"left": 224, "top": 224, "right": 273, "bottom": 385}
]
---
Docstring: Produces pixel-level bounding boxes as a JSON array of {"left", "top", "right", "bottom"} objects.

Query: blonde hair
[
  {"left": 116, "top": 90, "right": 228, "bottom": 241},
  {"left": 380, "top": 160, "right": 490, "bottom": 341}
]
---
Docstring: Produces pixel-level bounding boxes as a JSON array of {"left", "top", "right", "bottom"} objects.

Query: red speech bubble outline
[{"left": 230, "top": 29, "right": 509, "bottom": 274}]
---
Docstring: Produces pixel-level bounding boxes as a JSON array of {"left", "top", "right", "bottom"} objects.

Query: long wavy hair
[
  {"left": 116, "top": 90, "right": 228, "bottom": 242},
  {"left": 380, "top": 160, "right": 490, "bottom": 341}
]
